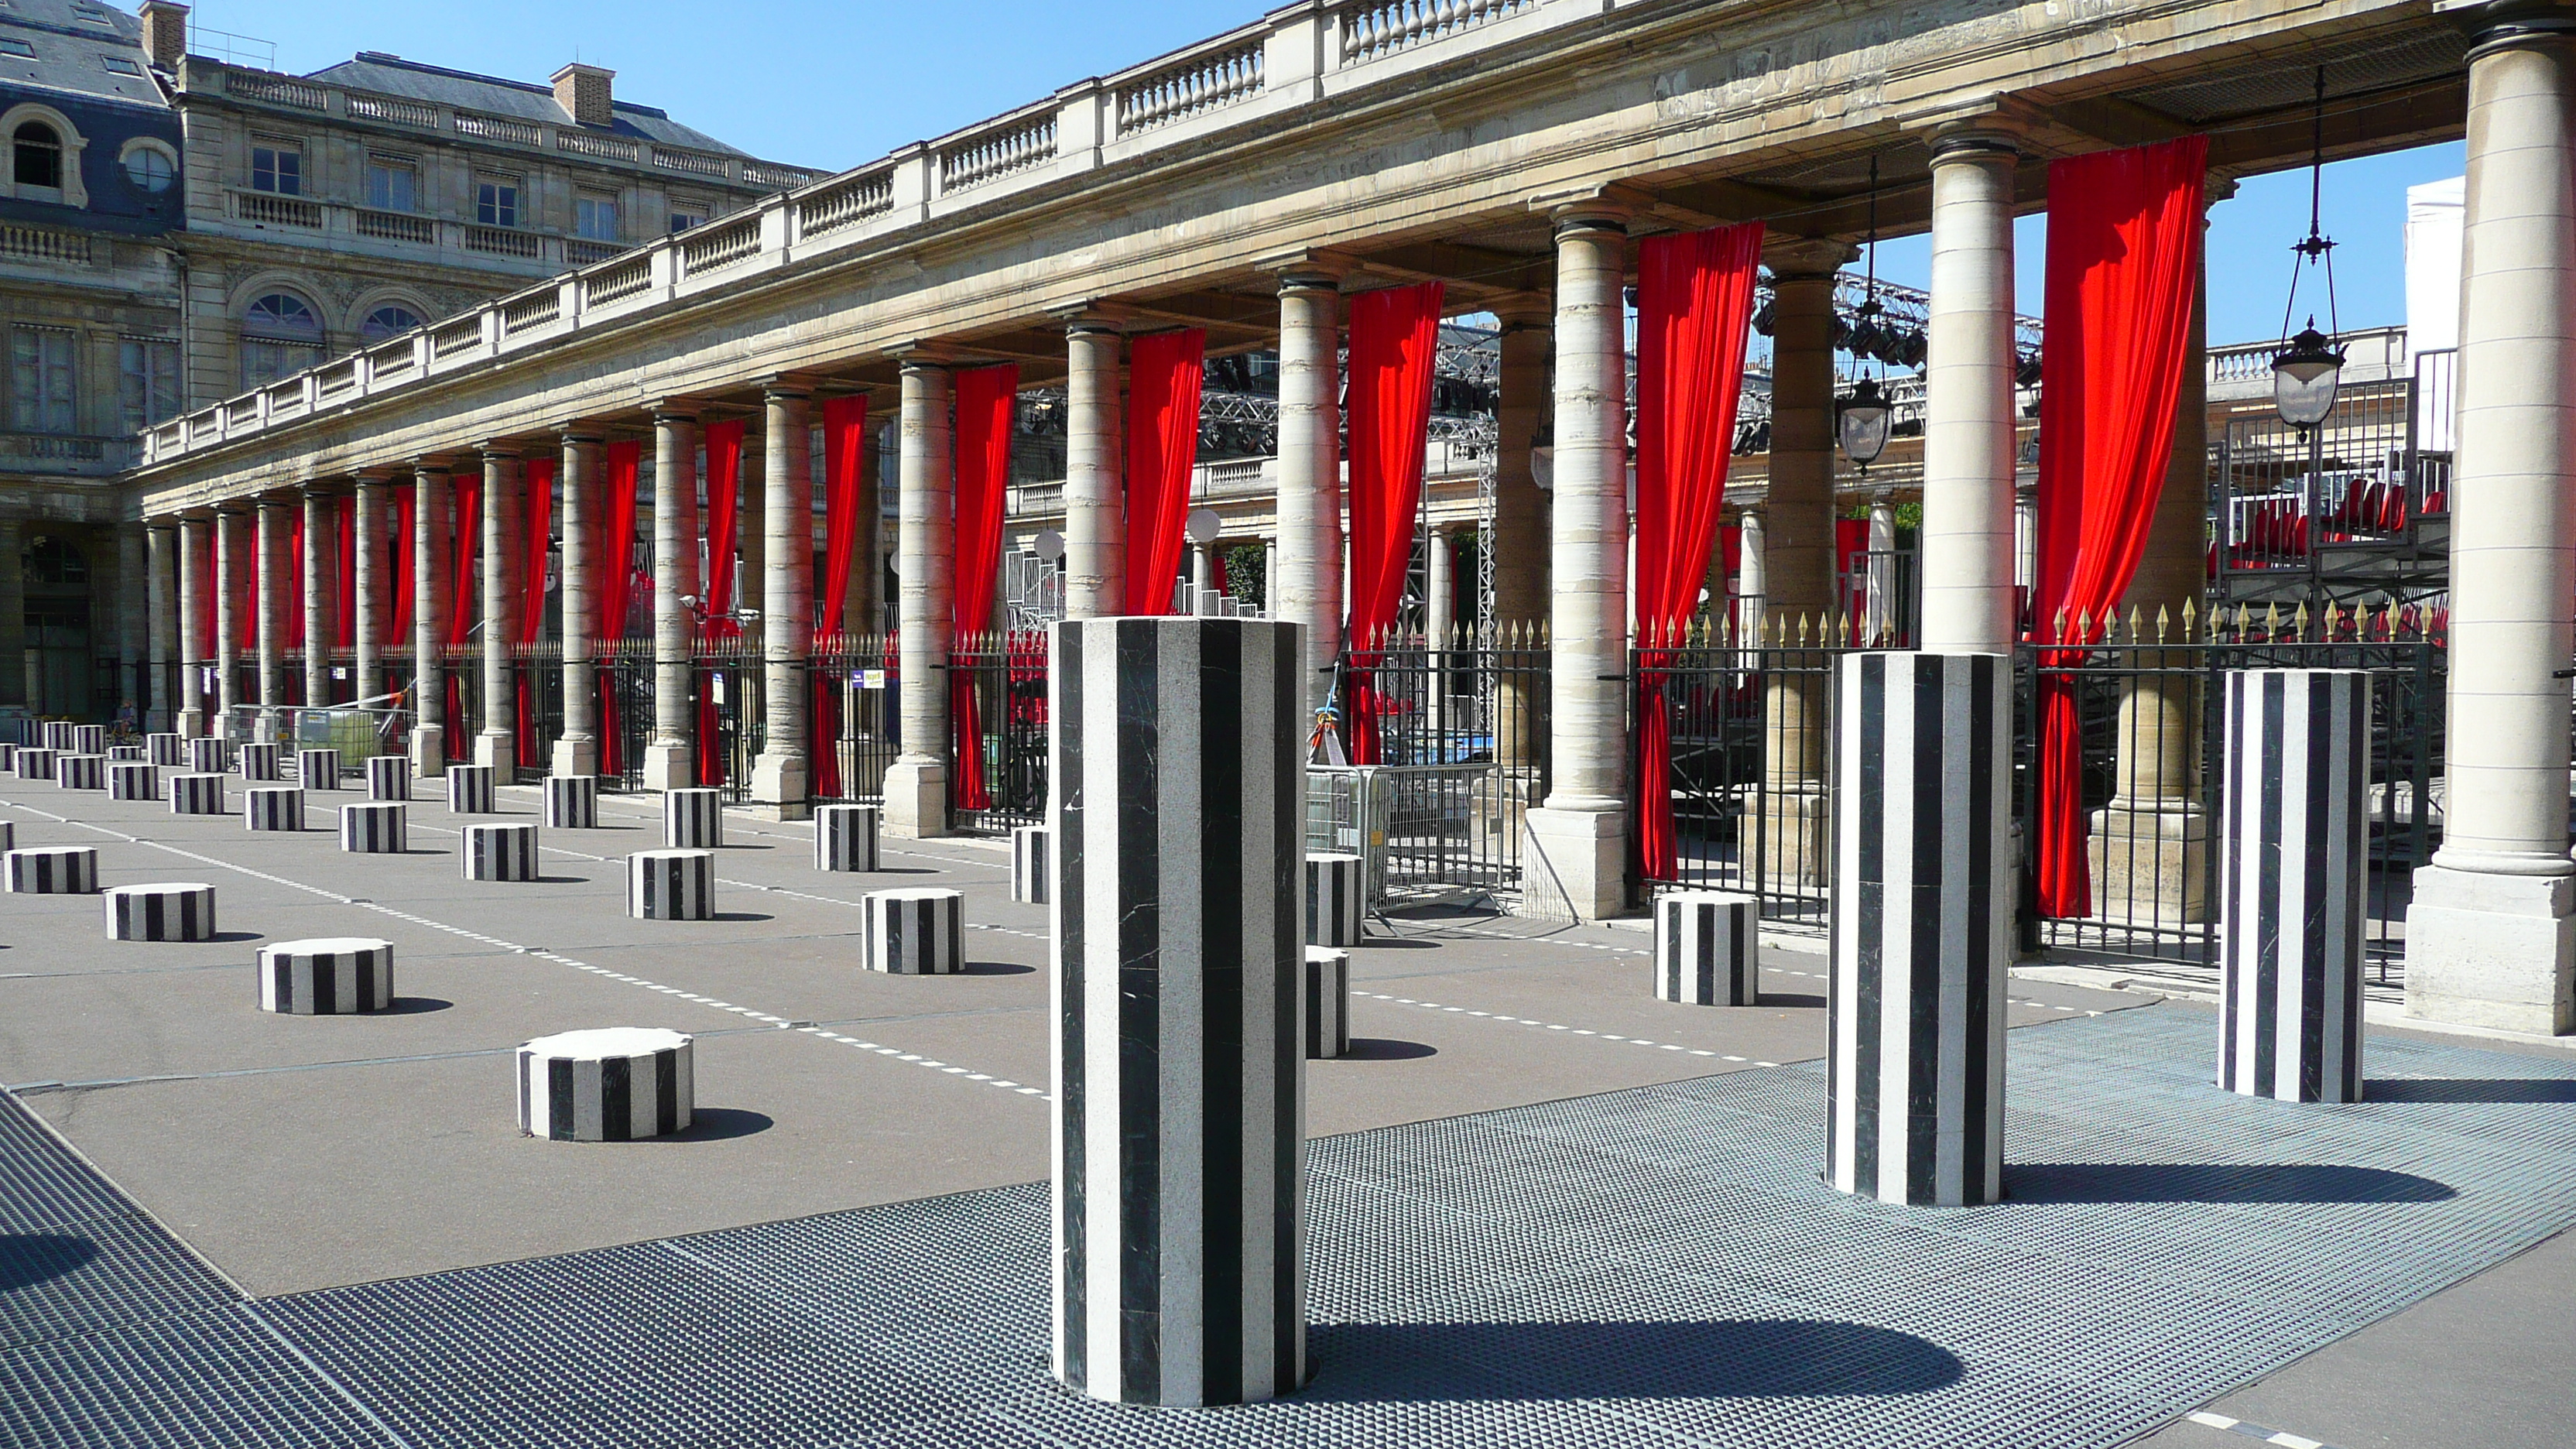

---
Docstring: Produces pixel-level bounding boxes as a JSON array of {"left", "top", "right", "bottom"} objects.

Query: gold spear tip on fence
[
  {"left": 2154, "top": 605, "right": 2172, "bottom": 644},
  {"left": 2293, "top": 601, "right": 2311, "bottom": 639}
]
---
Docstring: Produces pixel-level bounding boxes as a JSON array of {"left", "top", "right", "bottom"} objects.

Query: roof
[
  {"left": 0, "top": 0, "right": 169, "bottom": 111},
  {"left": 303, "top": 52, "right": 746, "bottom": 156}
]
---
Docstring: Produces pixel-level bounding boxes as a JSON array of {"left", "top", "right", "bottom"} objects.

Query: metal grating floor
[{"left": 8, "top": 1004, "right": 2576, "bottom": 1448}]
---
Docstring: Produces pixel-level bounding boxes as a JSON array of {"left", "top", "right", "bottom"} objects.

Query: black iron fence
[
  {"left": 811, "top": 634, "right": 900, "bottom": 807},
  {"left": 948, "top": 630, "right": 1050, "bottom": 834}
]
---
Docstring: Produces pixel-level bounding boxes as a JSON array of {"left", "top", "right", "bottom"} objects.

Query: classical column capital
[
  {"left": 475, "top": 442, "right": 522, "bottom": 462},
  {"left": 1547, "top": 202, "right": 1631, "bottom": 238},
  {"left": 1054, "top": 300, "right": 1136, "bottom": 333},
  {"left": 558, "top": 426, "right": 607, "bottom": 446},
  {"left": 1762, "top": 236, "right": 1860, "bottom": 279},
  {"left": 1255, "top": 246, "right": 1355, "bottom": 288},
  {"left": 1902, "top": 92, "right": 2039, "bottom": 155},
  {"left": 2446, "top": 0, "right": 2576, "bottom": 53},
  {"left": 762, "top": 378, "right": 816, "bottom": 402}
]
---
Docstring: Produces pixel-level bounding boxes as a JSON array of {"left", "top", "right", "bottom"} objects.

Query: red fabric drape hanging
[
  {"left": 1631, "top": 222, "right": 1764, "bottom": 882},
  {"left": 695, "top": 680, "right": 722, "bottom": 788},
  {"left": 391, "top": 485, "right": 416, "bottom": 648},
  {"left": 1835, "top": 518, "right": 1871, "bottom": 643},
  {"left": 2032, "top": 135, "right": 2208, "bottom": 918},
  {"left": 444, "top": 477, "right": 479, "bottom": 751},
  {"left": 1121, "top": 329, "right": 1205, "bottom": 615},
  {"left": 1719, "top": 523, "right": 1742, "bottom": 591},
  {"left": 704, "top": 420, "right": 744, "bottom": 636},
  {"left": 515, "top": 458, "right": 554, "bottom": 768},
  {"left": 597, "top": 440, "right": 640, "bottom": 779},
  {"left": 334, "top": 497, "right": 355, "bottom": 654},
  {"left": 238, "top": 529, "right": 256, "bottom": 653},
  {"left": 950, "top": 365, "right": 1016, "bottom": 812},
  {"left": 197, "top": 537, "right": 216, "bottom": 661},
  {"left": 288, "top": 515, "right": 306, "bottom": 653},
  {"left": 814, "top": 396, "right": 868, "bottom": 800},
  {"left": 1342, "top": 281, "right": 1445, "bottom": 764}
]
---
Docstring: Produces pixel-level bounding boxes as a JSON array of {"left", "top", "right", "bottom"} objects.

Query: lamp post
[{"left": 2270, "top": 67, "right": 2346, "bottom": 601}]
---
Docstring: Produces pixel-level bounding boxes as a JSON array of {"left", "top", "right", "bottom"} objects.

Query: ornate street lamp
[
  {"left": 1837, "top": 156, "right": 1893, "bottom": 474},
  {"left": 2270, "top": 67, "right": 2345, "bottom": 436}
]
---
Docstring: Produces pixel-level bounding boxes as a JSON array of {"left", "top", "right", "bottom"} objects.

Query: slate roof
[
  {"left": 305, "top": 51, "right": 748, "bottom": 156},
  {"left": 0, "top": 0, "right": 169, "bottom": 111}
]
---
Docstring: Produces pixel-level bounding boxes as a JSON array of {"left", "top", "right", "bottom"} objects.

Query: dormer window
[
  {"left": 13, "top": 122, "right": 61, "bottom": 192},
  {"left": 0, "top": 39, "right": 33, "bottom": 59},
  {"left": 101, "top": 57, "right": 139, "bottom": 77}
]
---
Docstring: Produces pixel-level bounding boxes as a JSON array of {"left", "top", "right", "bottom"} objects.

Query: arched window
[
  {"left": 14, "top": 122, "right": 61, "bottom": 191},
  {"left": 122, "top": 146, "right": 173, "bottom": 193},
  {"left": 359, "top": 305, "right": 423, "bottom": 344},
  {"left": 240, "top": 291, "right": 324, "bottom": 391}
]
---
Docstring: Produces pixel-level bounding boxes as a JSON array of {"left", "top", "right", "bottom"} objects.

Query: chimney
[
  {"left": 550, "top": 63, "right": 615, "bottom": 128},
  {"left": 139, "top": 1, "right": 187, "bottom": 70}
]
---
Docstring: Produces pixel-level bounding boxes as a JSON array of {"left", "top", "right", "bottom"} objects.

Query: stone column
[
  {"left": 883, "top": 358, "right": 954, "bottom": 838},
  {"left": 177, "top": 514, "right": 207, "bottom": 736},
  {"left": 1064, "top": 319, "right": 1125, "bottom": 618},
  {"left": 353, "top": 474, "right": 388, "bottom": 704},
  {"left": 646, "top": 407, "right": 699, "bottom": 791},
  {"left": 1426, "top": 522, "right": 1454, "bottom": 735},
  {"left": 1917, "top": 128, "right": 2023, "bottom": 655},
  {"left": 1525, "top": 206, "right": 1632, "bottom": 920},
  {"left": 0, "top": 519, "right": 19, "bottom": 719},
  {"left": 553, "top": 432, "right": 601, "bottom": 779},
  {"left": 116, "top": 522, "right": 143, "bottom": 720},
  {"left": 1493, "top": 302, "right": 1549, "bottom": 768},
  {"left": 1275, "top": 266, "right": 1345, "bottom": 710},
  {"left": 1862, "top": 497, "right": 1897, "bottom": 644},
  {"left": 302, "top": 485, "right": 334, "bottom": 708},
  {"left": 1736, "top": 509, "right": 1768, "bottom": 642},
  {"left": 146, "top": 521, "right": 175, "bottom": 731},
  {"left": 753, "top": 384, "right": 813, "bottom": 817},
  {"left": 2410, "top": 9, "right": 2576, "bottom": 1036},
  {"left": 411, "top": 464, "right": 450, "bottom": 776},
  {"left": 215, "top": 508, "right": 247, "bottom": 731},
  {"left": 477, "top": 450, "right": 522, "bottom": 775},
  {"left": 256, "top": 494, "right": 290, "bottom": 740}
]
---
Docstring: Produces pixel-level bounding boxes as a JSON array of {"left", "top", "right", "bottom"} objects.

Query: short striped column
[
  {"left": 1050, "top": 615, "right": 1305, "bottom": 1406},
  {"left": 1655, "top": 891, "right": 1759, "bottom": 1006},
  {"left": 516, "top": 1028, "right": 694, "bottom": 1141},
  {"left": 14, "top": 747, "right": 56, "bottom": 779},
  {"left": 365, "top": 755, "right": 411, "bottom": 801},
  {"left": 0, "top": 743, "right": 15, "bottom": 772},
  {"left": 544, "top": 775, "right": 598, "bottom": 828},
  {"left": 1306, "top": 948, "right": 1350, "bottom": 1060},
  {"left": 108, "top": 762, "right": 159, "bottom": 801},
  {"left": 814, "top": 803, "right": 879, "bottom": 872},
  {"left": 1306, "top": 852, "right": 1363, "bottom": 947},
  {"left": 1828, "top": 651, "right": 2009, "bottom": 1208},
  {"left": 258, "top": 938, "right": 395, "bottom": 1015},
  {"left": 70, "top": 724, "right": 102, "bottom": 755},
  {"left": 297, "top": 748, "right": 341, "bottom": 789},
  {"left": 42, "top": 721, "right": 70, "bottom": 751},
  {"left": 2221, "top": 669, "right": 2369, "bottom": 1105},
  {"left": 862, "top": 888, "right": 963, "bottom": 974},
  {"left": 107, "top": 745, "right": 145, "bottom": 762},
  {"left": 237, "top": 742, "right": 280, "bottom": 781},
  {"left": 104, "top": 882, "right": 217, "bottom": 941},
  {"left": 147, "top": 732, "right": 185, "bottom": 766},
  {"left": 1012, "top": 825, "right": 1050, "bottom": 904},
  {"left": 54, "top": 755, "right": 104, "bottom": 790},
  {"left": 0, "top": 820, "right": 12, "bottom": 851},
  {"left": 170, "top": 773, "right": 226, "bottom": 815},
  {"left": 663, "top": 788, "right": 723, "bottom": 848},
  {"left": 7, "top": 845, "right": 98, "bottom": 893},
  {"left": 187, "top": 737, "right": 228, "bottom": 774},
  {"left": 341, "top": 802, "right": 407, "bottom": 854},
  {"left": 629, "top": 849, "right": 714, "bottom": 920},
  {"left": 445, "top": 763, "right": 496, "bottom": 814},
  {"left": 461, "top": 823, "right": 539, "bottom": 881},
  {"left": 244, "top": 786, "right": 303, "bottom": 831}
]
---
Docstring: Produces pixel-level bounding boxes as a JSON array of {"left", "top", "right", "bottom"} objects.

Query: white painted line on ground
[
  {"left": 1351, "top": 991, "right": 1781, "bottom": 1068},
  {"left": 2185, "top": 1410, "right": 2341, "bottom": 1449},
  {"left": 1763, "top": 964, "right": 2100, "bottom": 1017}
]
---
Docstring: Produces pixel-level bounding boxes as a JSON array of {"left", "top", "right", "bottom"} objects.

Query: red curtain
[
  {"left": 1836, "top": 518, "right": 1871, "bottom": 642},
  {"left": 444, "top": 477, "right": 479, "bottom": 750},
  {"left": 516, "top": 457, "right": 554, "bottom": 768},
  {"left": 598, "top": 440, "right": 640, "bottom": 779},
  {"left": 1342, "top": 281, "right": 1444, "bottom": 764},
  {"left": 238, "top": 531, "right": 256, "bottom": 653},
  {"left": 704, "top": 420, "right": 744, "bottom": 637},
  {"left": 695, "top": 678, "right": 723, "bottom": 788},
  {"left": 950, "top": 364, "right": 1016, "bottom": 812},
  {"left": 391, "top": 485, "right": 416, "bottom": 646},
  {"left": 814, "top": 396, "right": 868, "bottom": 800},
  {"left": 197, "top": 536, "right": 216, "bottom": 661},
  {"left": 2033, "top": 135, "right": 2208, "bottom": 917},
  {"left": 288, "top": 514, "right": 306, "bottom": 653},
  {"left": 1122, "top": 329, "right": 1205, "bottom": 615},
  {"left": 334, "top": 498, "right": 355, "bottom": 652},
  {"left": 1632, "top": 222, "right": 1764, "bottom": 882}
]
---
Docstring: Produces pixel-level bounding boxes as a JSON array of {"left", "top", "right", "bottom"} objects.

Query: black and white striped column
[
  {"left": 0, "top": 743, "right": 15, "bottom": 772},
  {"left": 187, "top": 736, "right": 228, "bottom": 774},
  {"left": 2221, "top": 668, "right": 2369, "bottom": 1105},
  {"left": 814, "top": 803, "right": 879, "bottom": 872},
  {"left": 7, "top": 845, "right": 98, "bottom": 893},
  {"left": 297, "top": 748, "right": 341, "bottom": 789},
  {"left": 366, "top": 755, "right": 411, "bottom": 800},
  {"left": 516, "top": 1027, "right": 694, "bottom": 1140},
  {"left": 1828, "top": 651, "right": 2009, "bottom": 1208},
  {"left": 105, "top": 882, "right": 217, "bottom": 941},
  {"left": 1305, "top": 948, "right": 1349, "bottom": 1060},
  {"left": 446, "top": 762, "right": 496, "bottom": 814},
  {"left": 41, "top": 721, "right": 70, "bottom": 751},
  {"left": 54, "top": 755, "right": 104, "bottom": 791},
  {"left": 70, "top": 724, "right": 101, "bottom": 755},
  {"left": 544, "top": 776, "right": 598, "bottom": 828},
  {"left": 258, "top": 937, "right": 395, "bottom": 1014},
  {"left": 107, "top": 745, "right": 145, "bottom": 762},
  {"left": 1012, "top": 825, "right": 1050, "bottom": 904},
  {"left": 0, "top": 820, "right": 12, "bottom": 851},
  {"left": 461, "top": 822, "right": 539, "bottom": 881},
  {"left": 238, "top": 742, "right": 280, "bottom": 781},
  {"left": 341, "top": 802, "right": 407, "bottom": 854},
  {"left": 14, "top": 747, "right": 56, "bottom": 779},
  {"left": 863, "top": 887, "right": 964, "bottom": 974},
  {"left": 244, "top": 786, "right": 303, "bottom": 831},
  {"left": 1305, "top": 852, "right": 1363, "bottom": 947},
  {"left": 170, "top": 773, "right": 226, "bottom": 815},
  {"left": 148, "top": 732, "right": 185, "bottom": 766},
  {"left": 108, "top": 762, "right": 159, "bottom": 800},
  {"left": 1050, "top": 615, "right": 1306, "bottom": 1406},
  {"left": 629, "top": 849, "right": 714, "bottom": 920},
  {"left": 663, "top": 787, "right": 723, "bottom": 848},
  {"left": 1655, "top": 891, "right": 1759, "bottom": 1007}
]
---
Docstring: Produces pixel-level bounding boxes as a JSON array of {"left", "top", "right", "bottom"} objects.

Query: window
[
  {"left": 10, "top": 327, "right": 76, "bottom": 434},
  {"left": 251, "top": 142, "right": 300, "bottom": 196},
  {"left": 12, "top": 122, "right": 60, "bottom": 191},
  {"left": 72, "top": 4, "right": 112, "bottom": 23},
  {"left": 365, "top": 157, "right": 416, "bottom": 212},
  {"left": 574, "top": 191, "right": 618, "bottom": 242},
  {"left": 0, "top": 39, "right": 32, "bottom": 60},
  {"left": 101, "top": 56, "right": 139, "bottom": 77},
  {"left": 239, "top": 292, "right": 323, "bottom": 392},
  {"left": 669, "top": 209, "right": 705, "bottom": 234},
  {"left": 475, "top": 175, "right": 519, "bottom": 228},
  {"left": 118, "top": 337, "right": 178, "bottom": 433},
  {"left": 121, "top": 145, "right": 172, "bottom": 193},
  {"left": 359, "top": 305, "right": 422, "bottom": 344}
]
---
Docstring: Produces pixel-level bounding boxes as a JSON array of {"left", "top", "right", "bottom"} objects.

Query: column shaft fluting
[
  {"left": 146, "top": 522, "right": 175, "bottom": 731},
  {"left": 1275, "top": 272, "right": 1344, "bottom": 708},
  {"left": 478, "top": 452, "right": 522, "bottom": 773},
  {"left": 413, "top": 466, "right": 450, "bottom": 774},
  {"left": 1918, "top": 137, "right": 2021, "bottom": 655},
  {"left": 755, "top": 386, "right": 813, "bottom": 813},
  {"left": 177, "top": 515, "right": 207, "bottom": 735},
  {"left": 556, "top": 433, "right": 600, "bottom": 776},
  {"left": 354, "top": 476, "right": 387, "bottom": 701},
  {"left": 885, "top": 360, "right": 954, "bottom": 838},
  {"left": 1064, "top": 323, "right": 1125, "bottom": 618},
  {"left": 649, "top": 410, "right": 699, "bottom": 789},
  {"left": 302, "top": 487, "right": 333, "bottom": 707}
]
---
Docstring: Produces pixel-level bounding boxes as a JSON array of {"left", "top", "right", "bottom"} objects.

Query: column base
[
  {"left": 474, "top": 731, "right": 516, "bottom": 777},
  {"left": 409, "top": 724, "right": 446, "bottom": 777},
  {"left": 2406, "top": 864, "right": 2576, "bottom": 1035},
  {"left": 551, "top": 736, "right": 598, "bottom": 780},
  {"left": 2088, "top": 800, "right": 2208, "bottom": 925},
  {"left": 1523, "top": 805, "right": 1629, "bottom": 922},
  {"left": 642, "top": 742, "right": 694, "bottom": 793},
  {"left": 751, "top": 752, "right": 810, "bottom": 820},
  {"left": 881, "top": 759, "right": 949, "bottom": 838},
  {"left": 1759, "top": 786, "right": 1832, "bottom": 889}
]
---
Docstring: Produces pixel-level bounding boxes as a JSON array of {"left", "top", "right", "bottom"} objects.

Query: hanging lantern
[
  {"left": 1836, "top": 376, "right": 1892, "bottom": 469},
  {"left": 2271, "top": 321, "right": 2345, "bottom": 431}
]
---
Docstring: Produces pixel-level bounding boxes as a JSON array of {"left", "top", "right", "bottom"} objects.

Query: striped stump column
[
  {"left": 187, "top": 737, "right": 228, "bottom": 774},
  {"left": 1012, "top": 825, "right": 1050, "bottom": 904},
  {"left": 70, "top": 724, "right": 102, "bottom": 755},
  {"left": 237, "top": 743, "right": 281, "bottom": 781},
  {"left": 2221, "top": 669, "right": 2369, "bottom": 1104},
  {"left": 1050, "top": 616, "right": 1306, "bottom": 1406},
  {"left": 148, "top": 732, "right": 185, "bottom": 766},
  {"left": 108, "top": 762, "right": 159, "bottom": 801},
  {"left": 814, "top": 803, "right": 879, "bottom": 872},
  {"left": 107, "top": 745, "right": 145, "bottom": 762},
  {"left": 1305, "top": 852, "right": 1363, "bottom": 947},
  {"left": 170, "top": 773, "right": 226, "bottom": 815},
  {"left": 1305, "top": 948, "right": 1350, "bottom": 1060},
  {"left": 258, "top": 937, "right": 396, "bottom": 1014},
  {"left": 55, "top": 755, "right": 104, "bottom": 791},
  {"left": 366, "top": 755, "right": 411, "bottom": 801},
  {"left": 0, "top": 820, "right": 11, "bottom": 851},
  {"left": 516, "top": 1028, "right": 694, "bottom": 1141},
  {"left": 446, "top": 763, "right": 497, "bottom": 814},
  {"left": 1828, "top": 651, "right": 2009, "bottom": 1208},
  {"left": 14, "top": 748, "right": 56, "bottom": 779},
  {"left": 663, "top": 788, "right": 723, "bottom": 848},
  {"left": 862, "top": 887, "right": 964, "bottom": 974},
  {"left": 0, "top": 743, "right": 15, "bottom": 772},
  {"left": 341, "top": 802, "right": 407, "bottom": 854},
  {"left": 461, "top": 823, "right": 540, "bottom": 881},
  {"left": 544, "top": 776, "right": 598, "bottom": 828},
  {"left": 629, "top": 849, "right": 714, "bottom": 920},
  {"left": 1655, "top": 891, "right": 1759, "bottom": 1006},
  {"left": 104, "top": 883, "right": 217, "bottom": 941},
  {"left": 7, "top": 846, "right": 98, "bottom": 893},
  {"left": 42, "top": 721, "right": 70, "bottom": 751},
  {"left": 244, "top": 786, "right": 303, "bottom": 831},
  {"left": 297, "top": 748, "right": 342, "bottom": 789}
]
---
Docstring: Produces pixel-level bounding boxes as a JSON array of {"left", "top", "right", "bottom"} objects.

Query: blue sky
[{"left": 189, "top": 1, "right": 2458, "bottom": 348}]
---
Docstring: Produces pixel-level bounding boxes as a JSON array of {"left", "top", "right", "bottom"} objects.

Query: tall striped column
[
  {"left": 1051, "top": 615, "right": 1306, "bottom": 1406},
  {"left": 1828, "top": 651, "right": 2009, "bottom": 1208},
  {"left": 2221, "top": 670, "right": 2369, "bottom": 1103}
]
